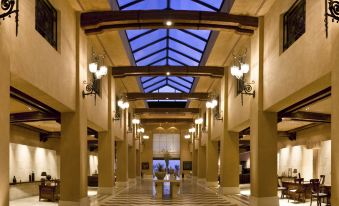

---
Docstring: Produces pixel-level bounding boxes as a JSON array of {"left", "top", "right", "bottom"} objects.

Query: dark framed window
[
  {"left": 283, "top": 0, "right": 306, "bottom": 51},
  {"left": 35, "top": 0, "right": 57, "bottom": 49}
]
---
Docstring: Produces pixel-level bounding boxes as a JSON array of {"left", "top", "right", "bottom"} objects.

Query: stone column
[
  {"left": 220, "top": 69, "right": 240, "bottom": 194},
  {"left": 192, "top": 125, "right": 198, "bottom": 178},
  {"left": 0, "top": 28, "right": 10, "bottom": 206},
  {"left": 331, "top": 35, "right": 339, "bottom": 205},
  {"left": 136, "top": 140, "right": 141, "bottom": 179},
  {"left": 98, "top": 73, "right": 115, "bottom": 194},
  {"left": 197, "top": 123, "right": 206, "bottom": 183},
  {"left": 98, "top": 131, "right": 115, "bottom": 194},
  {"left": 128, "top": 124, "right": 136, "bottom": 184},
  {"left": 206, "top": 109, "right": 219, "bottom": 187},
  {"left": 249, "top": 17, "right": 279, "bottom": 206},
  {"left": 116, "top": 109, "right": 129, "bottom": 186},
  {"left": 59, "top": 14, "right": 88, "bottom": 206}
]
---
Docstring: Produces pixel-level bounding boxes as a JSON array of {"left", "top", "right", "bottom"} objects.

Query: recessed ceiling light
[
  {"left": 165, "top": 20, "right": 173, "bottom": 26},
  {"left": 166, "top": 72, "right": 170, "bottom": 76},
  {"left": 166, "top": 97, "right": 169, "bottom": 100},
  {"left": 28, "top": 107, "right": 32, "bottom": 111}
]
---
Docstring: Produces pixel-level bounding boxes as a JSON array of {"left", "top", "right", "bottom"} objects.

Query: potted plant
[
  {"left": 163, "top": 151, "right": 171, "bottom": 173},
  {"left": 155, "top": 163, "right": 166, "bottom": 180}
]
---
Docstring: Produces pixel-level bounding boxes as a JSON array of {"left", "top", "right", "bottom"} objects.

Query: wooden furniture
[
  {"left": 278, "top": 177, "right": 288, "bottom": 199},
  {"left": 39, "top": 180, "right": 59, "bottom": 202},
  {"left": 320, "top": 185, "right": 331, "bottom": 206},
  {"left": 88, "top": 175, "right": 98, "bottom": 187},
  {"left": 310, "top": 179, "right": 328, "bottom": 206},
  {"left": 287, "top": 178, "right": 307, "bottom": 203}
]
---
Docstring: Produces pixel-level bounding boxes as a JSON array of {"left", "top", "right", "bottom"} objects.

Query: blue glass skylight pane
[
  {"left": 141, "top": 76, "right": 153, "bottom": 83},
  {"left": 198, "top": 0, "right": 224, "bottom": 9},
  {"left": 168, "top": 77, "right": 192, "bottom": 88},
  {"left": 143, "top": 76, "right": 166, "bottom": 88},
  {"left": 121, "top": 0, "right": 167, "bottom": 10},
  {"left": 169, "top": 30, "right": 206, "bottom": 51},
  {"left": 136, "top": 50, "right": 167, "bottom": 66},
  {"left": 152, "top": 59, "right": 167, "bottom": 66},
  {"left": 144, "top": 81, "right": 167, "bottom": 93},
  {"left": 169, "top": 40, "right": 202, "bottom": 61},
  {"left": 158, "top": 86, "right": 175, "bottom": 93},
  {"left": 184, "top": 29, "right": 211, "bottom": 40},
  {"left": 117, "top": 0, "right": 136, "bottom": 7},
  {"left": 170, "top": 0, "right": 214, "bottom": 11},
  {"left": 130, "top": 30, "right": 166, "bottom": 51},
  {"left": 181, "top": 77, "right": 194, "bottom": 82},
  {"left": 134, "top": 40, "right": 167, "bottom": 60},
  {"left": 169, "top": 50, "right": 199, "bottom": 66},
  {"left": 168, "top": 80, "right": 190, "bottom": 93},
  {"left": 168, "top": 59, "right": 184, "bottom": 66},
  {"left": 126, "top": 29, "right": 150, "bottom": 39}
]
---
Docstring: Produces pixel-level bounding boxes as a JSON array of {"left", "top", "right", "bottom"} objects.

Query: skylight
[{"left": 116, "top": 0, "right": 224, "bottom": 107}]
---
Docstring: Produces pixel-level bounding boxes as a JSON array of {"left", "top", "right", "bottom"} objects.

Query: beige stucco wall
[
  {"left": 180, "top": 131, "right": 192, "bottom": 175},
  {"left": 141, "top": 132, "right": 153, "bottom": 176},
  {"left": 263, "top": 0, "right": 336, "bottom": 111}
]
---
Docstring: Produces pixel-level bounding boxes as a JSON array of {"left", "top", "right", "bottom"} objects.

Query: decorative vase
[
  {"left": 13, "top": 176, "right": 17, "bottom": 184},
  {"left": 32, "top": 171, "right": 35, "bottom": 182},
  {"left": 29, "top": 175, "right": 32, "bottom": 182},
  {"left": 155, "top": 171, "right": 166, "bottom": 180}
]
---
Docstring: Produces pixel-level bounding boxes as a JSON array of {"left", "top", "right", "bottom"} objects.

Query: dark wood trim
[
  {"left": 126, "top": 92, "right": 209, "bottom": 101},
  {"left": 10, "top": 111, "right": 60, "bottom": 123},
  {"left": 282, "top": 111, "right": 331, "bottom": 123},
  {"left": 141, "top": 118, "right": 193, "bottom": 124},
  {"left": 12, "top": 123, "right": 51, "bottom": 134},
  {"left": 80, "top": 10, "right": 258, "bottom": 35},
  {"left": 10, "top": 87, "right": 59, "bottom": 114},
  {"left": 112, "top": 66, "right": 224, "bottom": 78},
  {"left": 134, "top": 108, "right": 199, "bottom": 114},
  {"left": 278, "top": 87, "right": 331, "bottom": 118}
]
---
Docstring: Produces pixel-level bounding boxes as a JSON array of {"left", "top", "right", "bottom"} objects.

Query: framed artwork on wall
[{"left": 142, "top": 162, "right": 149, "bottom": 170}]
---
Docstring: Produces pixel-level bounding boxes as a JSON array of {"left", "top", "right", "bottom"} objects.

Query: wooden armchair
[
  {"left": 39, "top": 180, "right": 60, "bottom": 202},
  {"left": 288, "top": 178, "right": 306, "bottom": 203},
  {"left": 310, "top": 179, "right": 328, "bottom": 206}
]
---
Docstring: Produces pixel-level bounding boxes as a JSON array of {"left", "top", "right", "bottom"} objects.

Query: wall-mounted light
[
  {"left": 325, "top": 0, "right": 339, "bottom": 38},
  {"left": 189, "top": 127, "right": 196, "bottom": 133},
  {"left": 184, "top": 134, "right": 190, "bottom": 139},
  {"left": 206, "top": 99, "right": 218, "bottom": 109},
  {"left": 143, "top": 135, "right": 149, "bottom": 140},
  {"left": 137, "top": 127, "right": 145, "bottom": 133},
  {"left": 0, "top": 0, "right": 19, "bottom": 35},
  {"left": 132, "top": 118, "right": 140, "bottom": 125},
  {"left": 195, "top": 118, "right": 203, "bottom": 125},
  {"left": 88, "top": 50, "right": 108, "bottom": 80},
  {"left": 118, "top": 99, "right": 129, "bottom": 110},
  {"left": 230, "top": 49, "right": 255, "bottom": 105}
]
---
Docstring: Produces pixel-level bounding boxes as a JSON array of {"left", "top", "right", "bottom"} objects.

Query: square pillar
[
  {"left": 136, "top": 143, "right": 141, "bottom": 179},
  {"left": 192, "top": 128, "right": 198, "bottom": 177},
  {"left": 60, "top": 112, "right": 88, "bottom": 205},
  {"left": 206, "top": 109, "right": 219, "bottom": 187},
  {"left": 220, "top": 68, "right": 240, "bottom": 194},
  {"left": 249, "top": 16, "right": 279, "bottom": 206},
  {"left": 59, "top": 13, "right": 88, "bottom": 206},
  {"left": 98, "top": 131, "right": 115, "bottom": 194},
  {"left": 128, "top": 134, "right": 136, "bottom": 182},
  {"left": 197, "top": 131, "right": 206, "bottom": 182},
  {"left": 0, "top": 38, "right": 10, "bottom": 206},
  {"left": 116, "top": 110, "right": 129, "bottom": 186}
]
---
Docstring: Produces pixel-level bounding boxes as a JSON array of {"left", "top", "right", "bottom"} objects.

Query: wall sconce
[
  {"left": 88, "top": 49, "right": 108, "bottom": 80},
  {"left": 117, "top": 99, "right": 129, "bottom": 110},
  {"left": 143, "top": 135, "right": 149, "bottom": 140},
  {"left": 195, "top": 118, "right": 203, "bottom": 125},
  {"left": 132, "top": 118, "right": 140, "bottom": 125},
  {"left": 206, "top": 99, "right": 218, "bottom": 109},
  {"left": 184, "top": 134, "right": 190, "bottom": 139},
  {"left": 230, "top": 49, "right": 255, "bottom": 105},
  {"left": 325, "top": 0, "right": 339, "bottom": 38},
  {"left": 0, "top": 0, "right": 19, "bottom": 36},
  {"left": 189, "top": 127, "right": 196, "bottom": 133},
  {"left": 137, "top": 127, "right": 144, "bottom": 133}
]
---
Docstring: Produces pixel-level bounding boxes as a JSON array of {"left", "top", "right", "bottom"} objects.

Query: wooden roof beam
[
  {"left": 141, "top": 118, "right": 193, "bottom": 124},
  {"left": 112, "top": 66, "right": 224, "bottom": 78},
  {"left": 126, "top": 92, "right": 209, "bottom": 101},
  {"left": 81, "top": 10, "right": 258, "bottom": 35},
  {"left": 134, "top": 108, "right": 200, "bottom": 114}
]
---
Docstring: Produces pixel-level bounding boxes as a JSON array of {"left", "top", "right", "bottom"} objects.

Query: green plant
[{"left": 156, "top": 163, "right": 164, "bottom": 172}]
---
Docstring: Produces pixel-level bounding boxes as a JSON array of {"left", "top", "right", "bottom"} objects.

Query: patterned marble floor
[{"left": 99, "top": 179, "right": 242, "bottom": 206}]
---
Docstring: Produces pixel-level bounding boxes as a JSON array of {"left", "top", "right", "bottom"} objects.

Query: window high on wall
[
  {"left": 283, "top": 0, "right": 306, "bottom": 51},
  {"left": 153, "top": 133, "right": 180, "bottom": 158}
]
